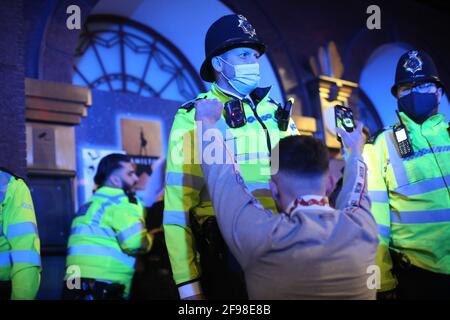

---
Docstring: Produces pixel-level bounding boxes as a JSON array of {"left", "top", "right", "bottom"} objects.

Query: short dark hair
[
  {"left": 273, "top": 135, "right": 329, "bottom": 176},
  {"left": 94, "top": 153, "right": 131, "bottom": 186}
]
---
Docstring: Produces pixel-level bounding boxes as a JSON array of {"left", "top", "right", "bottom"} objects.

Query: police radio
[
  {"left": 223, "top": 99, "right": 247, "bottom": 128},
  {"left": 275, "top": 98, "right": 294, "bottom": 131},
  {"left": 394, "top": 110, "right": 414, "bottom": 158}
]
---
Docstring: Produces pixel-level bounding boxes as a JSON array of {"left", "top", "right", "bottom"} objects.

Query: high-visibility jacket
[
  {"left": 65, "top": 186, "right": 153, "bottom": 297},
  {"left": 163, "top": 83, "right": 299, "bottom": 295},
  {"left": 363, "top": 112, "right": 450, "bottom": 292},
  {"left": 0, "top": 170, "right": 41, "bottom": 300}
]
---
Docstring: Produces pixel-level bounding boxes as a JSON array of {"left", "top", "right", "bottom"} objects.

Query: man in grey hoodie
[{"left": 192, "top": 98, "right": 379, "bottom": 299}]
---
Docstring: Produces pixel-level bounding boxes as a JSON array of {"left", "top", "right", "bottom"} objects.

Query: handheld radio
[
  {"left": 275, "top": 98, "right": 294, "bottom": 131},
  {"left": 394, "top": 110, "right": 414, "bottom": 158}
]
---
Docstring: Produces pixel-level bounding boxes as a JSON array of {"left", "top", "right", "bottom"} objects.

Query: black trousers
[
  {"left": 395, "top": 264, "right": 450, "bottom": 300},
  {"left": 391, "top": 250, "right": 450, "bottom": 299},
  {"left": 197, "top": 217, "right": 248, "bottom": 300},
  {"left": 0, "top": 281, "right": 12, "bottom": 300},
  {"left": 200, "top": 245, "right": 248, "bottom": 300},
  {"left": 61, "top": 278, "right": 125, "bottom": 300},
  {"left": 194, "top": 216, "right": 248, "bottom": 300}
]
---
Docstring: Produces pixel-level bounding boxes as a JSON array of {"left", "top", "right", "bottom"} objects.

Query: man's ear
[
  {"left": 325, "top": 171, "right": 336, "bottom": 196},
  {"left": 109, "top": 174, "right": 122, "bottom": 188},
  {"left": 211, "top": 56, "right": 222, "bottom": 73},
  {"left": 269, "top": 178, "right": 279, "bottom": 200}
]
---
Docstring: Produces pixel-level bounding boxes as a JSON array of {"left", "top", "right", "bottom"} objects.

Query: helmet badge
[
  {"left": 237, "top": 15, "right": 256, "bottom": 38},
  {"left": 403, "top": 51, "right": 423, "bottom": 74}
]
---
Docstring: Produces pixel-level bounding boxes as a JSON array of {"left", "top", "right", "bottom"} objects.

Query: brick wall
[{"left": 0, "top": 0, "right": 26, "bottom": 177}]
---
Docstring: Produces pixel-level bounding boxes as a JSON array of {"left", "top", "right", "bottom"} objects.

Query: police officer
[
  {"left": 363, "top": 50, "right": 450, "bottom": 299},
  {"left": 163, "top": 14, "right": 298, "bottom": 300},
  {"left": 63, "top": 154, "right": 155, "bottom": 300},
  {"left": 0, "top": 168, "right": 41, "bottom": 300}
]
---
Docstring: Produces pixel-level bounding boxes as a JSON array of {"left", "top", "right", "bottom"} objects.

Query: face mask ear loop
[
  {"left": 221, "top": 71, "right": 232, "bottom": 82},
  {"left": 216, "top": 56, "right": 233, "bottom": 82},
  {"left": 217, "top": 56, "right": 232, "bottom": 67},
  {"left": 216, "top": 56, "right": 243, "bottom": 94}
]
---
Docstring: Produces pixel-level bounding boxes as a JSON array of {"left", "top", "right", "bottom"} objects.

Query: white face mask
[{"left": 217, "top": 56, "right": 261, "bottom": 95}]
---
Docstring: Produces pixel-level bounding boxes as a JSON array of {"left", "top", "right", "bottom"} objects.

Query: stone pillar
[
  {"left": 24, "top": 78, "right": 91, "bottom": 211},
  {"left": 25, "top": 78, "right": 92, "bottom": 175}
]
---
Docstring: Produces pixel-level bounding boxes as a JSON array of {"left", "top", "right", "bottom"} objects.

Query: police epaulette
[
  {"left": 367, "top": 126, "right": 393, "bottom": 144},
  {"left": 179, "top": 99, "right": 196, "bottom": 113},
  {"left": 179, "top": 96, "right": 208, "bottom": 113}
]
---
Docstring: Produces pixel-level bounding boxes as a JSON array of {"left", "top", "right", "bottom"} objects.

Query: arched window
[{"left": 73, "top": 15, "right": 205, "bottom": 101}]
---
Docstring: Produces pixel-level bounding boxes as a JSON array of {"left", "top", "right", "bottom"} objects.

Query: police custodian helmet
[
  {"left": 200, "top": 14, "right": 266, "bottom": 82},
  {"left": 391, "top": 50, "right": 444, "bottom": 97}
]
